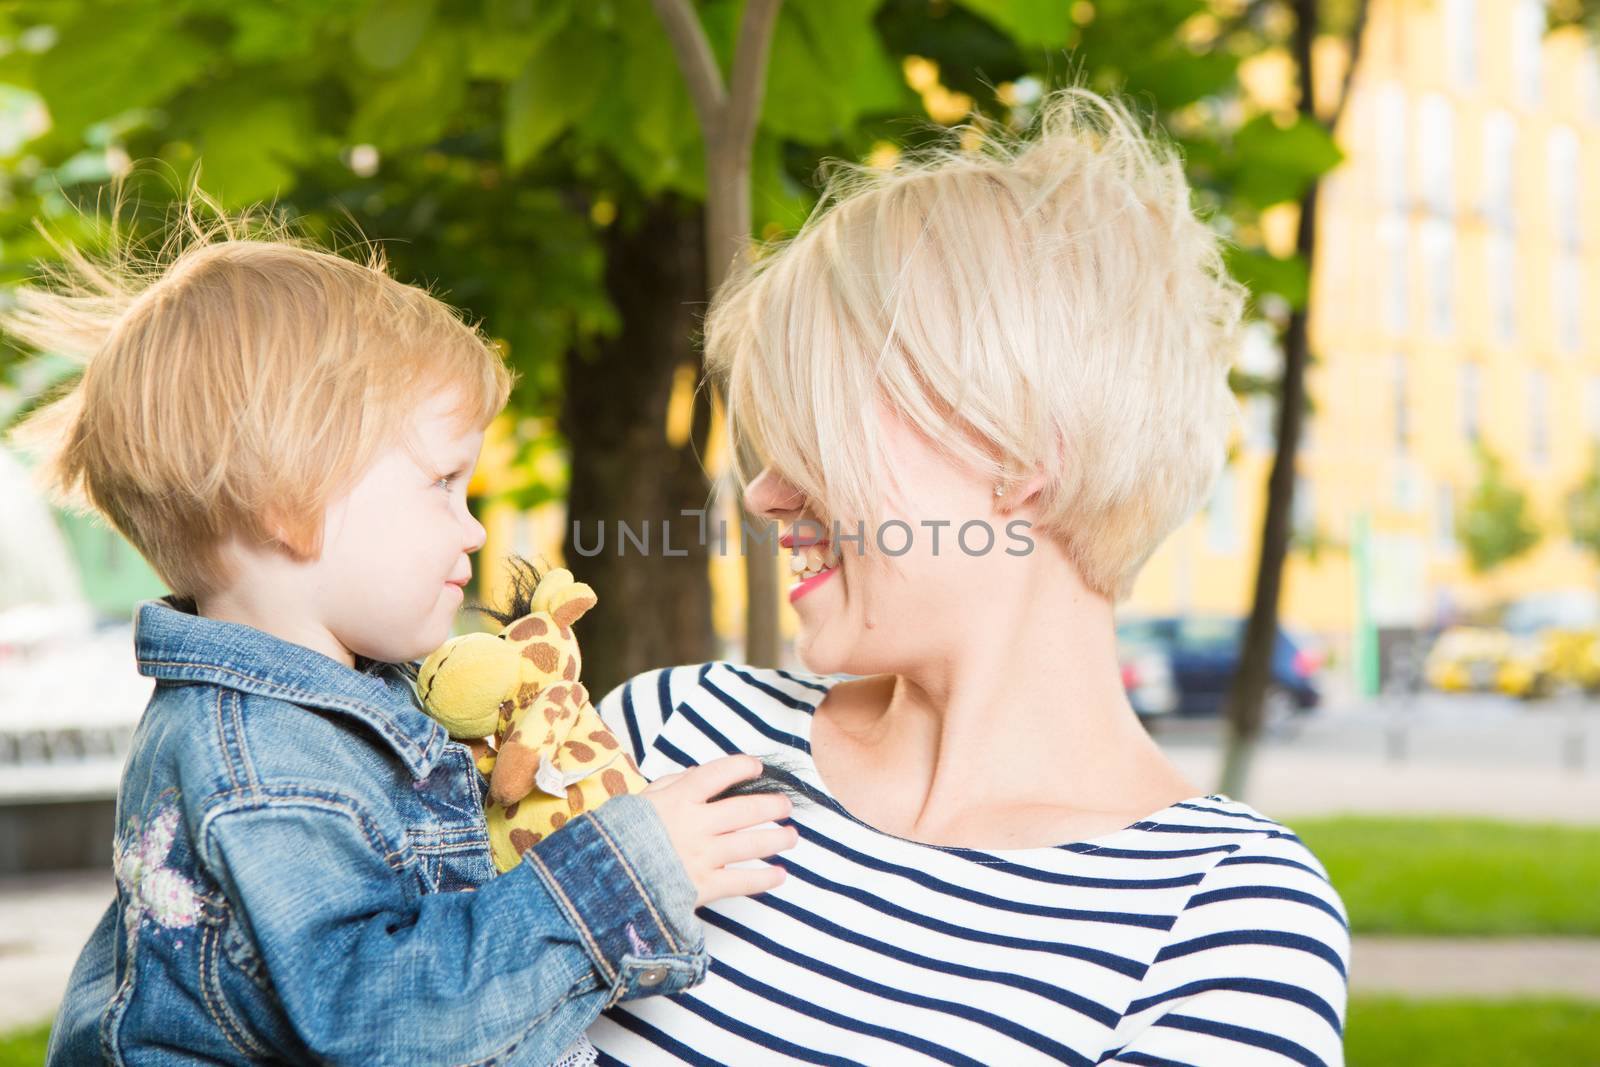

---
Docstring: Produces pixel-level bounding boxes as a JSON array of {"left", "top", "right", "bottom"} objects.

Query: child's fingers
[
  {"left": 712, "top": 826, "right": 798, "bottom": 867},
  {"left": 642, "top": 771, "right": 684, "bottom": 793},
  {"left": 701, "top": 864, "right": 786, "bottom": 905},
  {"left": 676, "top": 755, "right": 763, "bottom": 800},
  {"left": 705, "top": 791, "right": 792, "bottom": 834}
]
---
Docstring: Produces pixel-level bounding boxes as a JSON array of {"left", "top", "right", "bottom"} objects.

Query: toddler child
[{"left": 7, "top": 209, "right": 795, "bottom": 1065}]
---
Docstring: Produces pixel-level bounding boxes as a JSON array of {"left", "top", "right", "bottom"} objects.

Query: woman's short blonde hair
[
  {"left": 5, "top": 204, "right": 512, "bottom": 599},
  {"left": 706, "top": 88, "right": 1245, "bottom": 602}
]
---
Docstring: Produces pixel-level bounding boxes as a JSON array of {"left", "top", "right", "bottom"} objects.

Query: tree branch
[
  {"left": 651, "top": 0, "right": 727, "bottom": 135},
  {"left": 1329, "top": 0, "right": 1372, "bottom": 128},
  {"left": 724, "top": 0, "right": 783, "bottom": 152}
]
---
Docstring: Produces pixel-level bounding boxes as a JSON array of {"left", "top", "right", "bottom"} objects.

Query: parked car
[
  {"left": 1117, "top": 632, "right": 1179, "bottom": 719},
  {"left": 1424, "top": 590, "right": 1600, "bottom": 699},
  {"left": 1115, "top": 615, "right": 1323, "bottom": 722}
]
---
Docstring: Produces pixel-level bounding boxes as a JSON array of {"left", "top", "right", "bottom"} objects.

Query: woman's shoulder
[
  {"left": 594, "top": 661, "right": 834, "bottom": 761},
  {"left": 1148, "top": 794, "right": 1350, "bottom": 959}
]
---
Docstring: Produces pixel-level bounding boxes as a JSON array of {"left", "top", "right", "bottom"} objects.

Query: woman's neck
[{"left": 812, "top": 561, "right": 1197, "bottom": 847}]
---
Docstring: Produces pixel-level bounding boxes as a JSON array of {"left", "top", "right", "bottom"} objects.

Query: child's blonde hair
[
  {"left": 4, "top": 201, "right": 513, "bottom": 599},
  {"left": 705, "top": 87, "right": 1245, "bottom": 602}
]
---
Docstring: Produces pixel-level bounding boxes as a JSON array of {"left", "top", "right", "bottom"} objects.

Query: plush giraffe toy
[{"left": 416, "top": 560, "right": 648, "bottom": 872}]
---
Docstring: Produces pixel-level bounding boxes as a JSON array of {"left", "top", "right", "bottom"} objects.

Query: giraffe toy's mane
[{"left": 465, "top": 554, "right": 546, "bottom": 630}]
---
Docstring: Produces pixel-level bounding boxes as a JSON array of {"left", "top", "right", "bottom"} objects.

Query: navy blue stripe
[
  {"left": 794, "top": 820, "right": 1174, "bottom": 930},
  {"left": 1187, "top": 885, "right": 1349, "bottom": 929},
  {"left": 1172, "top": 801, "right": 1282, "bottom": 826},
  {"left": 695, "top": 668, "right": 812, "bottom": 751},
  {"left": 674, "top": 977, "right": 867, "bottom": 1066},
  {"left": 1152, "top": 1013, "right": 1328, "bottom": 1067},
  {"left": 1062, "top": 842, "right": 1238, "bottom": 860},
  {"left": 1127, "top": 977, "right": 1342, "bottom": 1035},
  {"left": 1216, "top": 853, "right": 1324, "bottom": 880},
  {"left": 710, "top": 957, "right": 973, "bottom": 1066},
  {"left": 1102, "top": 1053, "right": 1195, "bottom": 1067},
  {"left": 654, "top": 736, "right": 700, "bottom": 772},
  {"left": 722, "top": 662, "right": 831, "bottom": 711},
  {"left": 1138, "top": 822, "right": 1299, "bottom": 842},
  {"left": 756, "top": 887, "right": 1122, "bottom": 1027},
  {"left": 618, "top": 679, "right": 644, "bottom": 760},
  {"left": 952, "top": 849, "right": 1208, "bottom": 891},
  {"left": 603, "top": 1004, "right": 721, "bottom": 1065},
  {"left": 771, "top": 665, "right": 833, "bottom": 694},
  {"left": 667, "top": 697, "right": 745, "bottom": 758},
  {"left": 702, "top": 909, "right": 1097, "bottom": 1067},
  {"left": 775, "top": 856, "right": 1148, "bottom": 978},
  {"left": 1155, "top": 929, "right": 1348, "bottom": 979}
]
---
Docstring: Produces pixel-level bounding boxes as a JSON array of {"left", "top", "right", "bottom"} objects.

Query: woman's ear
[{"left": 996, "top": 469, "right": 1049, "bottom": 511}]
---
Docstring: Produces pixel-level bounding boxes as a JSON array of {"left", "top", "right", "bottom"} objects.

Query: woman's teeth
[{"left": 789, "top": 543, "right": 840, "bottom": 582}]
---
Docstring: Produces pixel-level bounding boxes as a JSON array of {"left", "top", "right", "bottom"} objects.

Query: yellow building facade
[{"left": 1127, "top": 0, "right": 1600, "bottom": 646}]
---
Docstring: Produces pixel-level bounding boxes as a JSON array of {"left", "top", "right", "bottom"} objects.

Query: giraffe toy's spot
[{"left": 523, "top": 642, "right": 560, "bottom": 672}]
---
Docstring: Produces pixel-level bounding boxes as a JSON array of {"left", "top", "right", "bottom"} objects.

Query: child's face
[{"left": 311, "top": 389, "right": 488, "bottom": 665}]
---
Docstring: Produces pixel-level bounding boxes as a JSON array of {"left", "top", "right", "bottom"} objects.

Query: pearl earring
[{"left": 994, "top": 484, "right": 1005, "bottom": 497}]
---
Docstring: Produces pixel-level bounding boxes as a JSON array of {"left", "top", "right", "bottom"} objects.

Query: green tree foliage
[
  {"left": 1457, "top": 443, "right": 1543, "bottom": 575},
  {"left": 1565, "top": 445, "right": 1600, "bottom": 559}
]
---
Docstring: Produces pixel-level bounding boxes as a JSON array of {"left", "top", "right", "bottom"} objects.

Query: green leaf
[
  {"left": 182, "top": 83, "right": 315, "bottom": 205},
  {"left": 953, "top": 0, "right": 1073, "bottom": 47},
  {"left": 29, "top": 9, "right": 210, "bottom": 140},
  {"left": 353, "top": 0, "right": 434, "bottom": 70},
  {"left": 349, "top": 31, "right": 466, "bottom": 149},
  {"left": 504, "top": 19, "right": 610, "bottom": 170},
  {"left": 764, "top": 0, "right": 909, "bottom": 143},
  {"left": 1226, "top": 246, "right": 1308, "bottom": 309},
  {"left": 1231, "top": 113, "right": 1345, "bottom": 209}
]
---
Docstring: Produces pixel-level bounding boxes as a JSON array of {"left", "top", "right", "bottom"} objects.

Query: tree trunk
[
  {"left": 560, "top": 197, "right": 716, "bottom": 699},
  {"left": 1218, "top": 0, "right": 1322, "bottom": 798}
]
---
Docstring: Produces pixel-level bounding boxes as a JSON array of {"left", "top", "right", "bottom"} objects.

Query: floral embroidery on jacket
[{"left": 115, "top": 803, "right": 202, "bottom": 938}]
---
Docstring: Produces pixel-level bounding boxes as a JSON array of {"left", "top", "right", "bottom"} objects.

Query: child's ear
[{"left": 257, "top": 505, "right": 321, "bottom": 560}]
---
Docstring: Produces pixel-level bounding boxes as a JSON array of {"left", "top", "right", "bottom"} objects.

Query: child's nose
[{"left": 464, "top": 512, "right": 487, "bottom": 553}]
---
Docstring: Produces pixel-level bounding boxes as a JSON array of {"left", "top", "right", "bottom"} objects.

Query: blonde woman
[{"left": 586, "top": 89, "right": 1349, "bottom": 1066}]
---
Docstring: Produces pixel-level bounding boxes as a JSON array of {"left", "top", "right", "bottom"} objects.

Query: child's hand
[{"left": 642, "top": 755, "right": 797, "bottom": 907}]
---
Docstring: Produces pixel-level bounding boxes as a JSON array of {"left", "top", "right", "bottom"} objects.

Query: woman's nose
[{"left": 743, "top": 466, "right": 806, "bottom": 519}]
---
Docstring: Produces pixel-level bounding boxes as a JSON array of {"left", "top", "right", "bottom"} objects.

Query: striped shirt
[{"left": 587, "top": 662, "right": 1350, "bottom": 1066}]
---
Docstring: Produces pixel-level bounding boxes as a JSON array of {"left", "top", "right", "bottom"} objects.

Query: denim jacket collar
[{"left": 132, "top": 596, "right": 447, "bottom": 779}]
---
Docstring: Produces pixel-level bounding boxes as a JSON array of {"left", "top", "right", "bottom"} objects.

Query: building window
[
  {"left": 1548, "top": 126, "right": 1579, "bottom": 249},
  {"left": 1586, "top": 47, "right": 1600, "bottom": 121},
  {"left": 1292, "top": 475, "right": 1315, "bottom": 539},
  {"left": 1248, "top": 395, "right": 1276, "bottom": 453},
  {"left": 1556, "top": 253, "right": 1581, "bottom": 353},
  {"left": 1446, "top": 0, "right": 1477, "bottom": 87},
  {"left": 1461, "top": 362, "right": 1481, "bottom": 442},
  {"left": 1393, "top": 354, "right": 1410, "bottom": 450},
  {"left": 1420, "top": 218, "right": 1455, "bottom": 337},
  {"left": 1481, "top": 110, "right": 1515, "bottom": 228},
  {"left": 1435, "top": 482, "right": 1457, "bottom": 549},
  {"left": 1207, "top": 467, "right": 1238, "bottom": 555},
  {"left": 1487, "top": 229, "right": 1516, "bottom": 343},
  {"left": 1416, "top": 94, "right": 1454, "bottom": 217},
  {"left": 1513, "top": 0, "right": 1545, "bottom": 105},
  {"left": 1376, "top": 82, "right": 1408, "bottom": 209},
  {"left": 1529, "top": 369, "right": 1549, "bottom": 466},
  {"left": 1379, "top": 213, "right": 1410, "bottom": 333}
]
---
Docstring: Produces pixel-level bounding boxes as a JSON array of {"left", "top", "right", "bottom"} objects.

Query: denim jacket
[{"left": 48, "top": 596, "right": 707, "bottom": 1066}]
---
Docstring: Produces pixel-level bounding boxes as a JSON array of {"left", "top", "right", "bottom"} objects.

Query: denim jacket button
[{"left": 637, "top": 965, "right": 668, "bottom": 987}]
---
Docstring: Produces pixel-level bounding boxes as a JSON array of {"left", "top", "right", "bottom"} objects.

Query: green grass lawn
[
  {"left": 1291, "top": 815, "right": 1600, "bottom": 936},
  {"left": 1347, "top": 995, "right": 1600, "bottom": 1066},
  {"left": 0, "top": 1022, "right": 47, "bottom": 1067}
]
